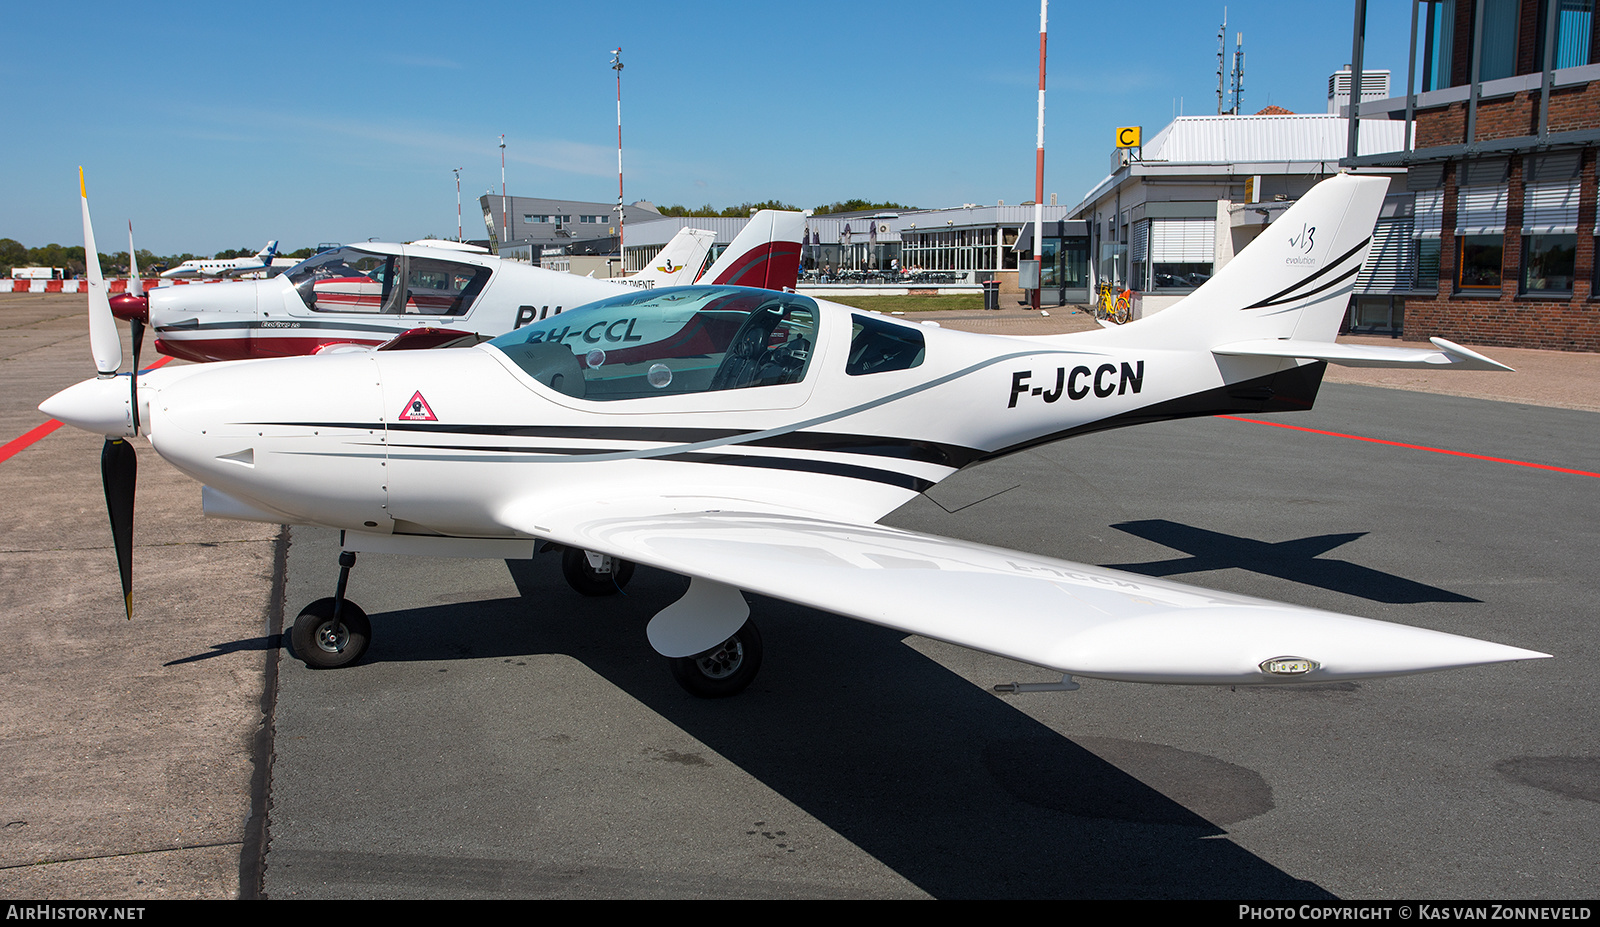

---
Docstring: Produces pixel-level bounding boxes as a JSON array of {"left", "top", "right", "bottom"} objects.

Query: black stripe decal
[
  {"left": 1241, "top": 237, "right": 1370, "bottom": 311},
  {"left": 979, "top": 362, "right": 1327, "bottom": 464},
  {"left": 251, "top": 422, "right": 984, "bottom": 466},
  {"left": 743, "top": 431, "right": 985, "bottom": 468},
  {"left": 657, "top": 452, "right": 935, "bottom": 492},
  {"left": 1253, "top": 265, "right": 1362, "bottom": 314}
]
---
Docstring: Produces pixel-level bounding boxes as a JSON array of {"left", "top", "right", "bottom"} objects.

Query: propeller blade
[
  {"left": 129, "top": 317, "right": 145, "bottom": 432},
  {"left": 80, "top": 168, "right": 121, "bottom": 377},
  {"left": 101, "top": 436, "right": 137, "bottom": 619},
  {"left": 127, "top": 221, "right": 143, "bottom": 299}
]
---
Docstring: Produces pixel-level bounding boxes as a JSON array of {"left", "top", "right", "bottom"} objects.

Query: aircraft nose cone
[
  {"left": 39, "top": 376, "right": 133, "bottom": 437},
  {"left": 109, "top": 293, "right": 149, "bottom": 322}
]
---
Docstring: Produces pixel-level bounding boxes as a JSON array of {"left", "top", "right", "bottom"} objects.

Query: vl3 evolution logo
[{"left": 1285, "top": 223, "right": 1318, "bottom": 265}]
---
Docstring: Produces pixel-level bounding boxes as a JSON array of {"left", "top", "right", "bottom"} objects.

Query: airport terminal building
[
  {"left": 1342, "top": 0, "right": 1599, "bottom": 352},
  {"left": 1068, "top": 110, "right": 1412, "bottom": 324}
]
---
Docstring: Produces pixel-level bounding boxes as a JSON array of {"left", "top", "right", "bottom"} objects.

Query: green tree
[{"left": 811, "top": 199, "right": 915, "bottom": 216}]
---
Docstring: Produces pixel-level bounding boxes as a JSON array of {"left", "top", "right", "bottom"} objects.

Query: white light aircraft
[
  {"left": 158, "top": 241, "right": 297, "bottom": 279},
  {"left": 111, "top": 212, "right": 800, "bottom": 363},
  {"left": 45, "top": 170, "right": 1547, "bottom": 698}
]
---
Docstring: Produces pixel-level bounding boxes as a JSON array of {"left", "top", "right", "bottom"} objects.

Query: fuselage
[
  {"left": 123, "top": 285, "right": 1312, "bottom": 542},
  {"left": 149, "top": 243, "right": 628, "bottom": 362}
]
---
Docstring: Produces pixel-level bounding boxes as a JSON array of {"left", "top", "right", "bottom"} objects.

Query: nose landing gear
[{"left": 290, "top": 550, "right": 371, "bottom": 669}]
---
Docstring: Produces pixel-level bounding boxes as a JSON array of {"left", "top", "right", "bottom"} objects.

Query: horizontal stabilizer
[{"left": 1213, "top": 337, "right": 1513, "bottom": 371}]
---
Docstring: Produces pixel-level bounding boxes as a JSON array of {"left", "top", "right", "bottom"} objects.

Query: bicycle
[{"left": 1094, "top": 283, "right": 1133, "bottom": 325}]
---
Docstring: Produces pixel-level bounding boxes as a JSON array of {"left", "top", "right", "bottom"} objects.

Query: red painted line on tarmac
[
  {"left": 1220, "top": 415, "right": 1600, "bottom": 479},
  {"left": 1, "top": 356, "right": 176, "bottom": 465},
  {"left": 0, "top": 419, "right": 64, "bottom": 464}
]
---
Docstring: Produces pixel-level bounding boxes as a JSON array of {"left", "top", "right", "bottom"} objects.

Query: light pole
[
  {"left": 612, "top": 48, "right": 625, "bottom": 269},
  {"left": 499, "top": 135, "right": 507, "bottom": 254},
  {"left": 1032, "top": 0, "right": 1048, "bottom": 310},
  {"left": 452, "top": 167, "right": 462, "bottom": 242}
]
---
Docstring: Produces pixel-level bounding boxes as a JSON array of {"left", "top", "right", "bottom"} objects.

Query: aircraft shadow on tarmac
[
  {"left": 261, "top": 554, "right": 1336, "bottom": 900},
  {"left": 1103, "top": 519, "right": 1480, "bottom": 604}
]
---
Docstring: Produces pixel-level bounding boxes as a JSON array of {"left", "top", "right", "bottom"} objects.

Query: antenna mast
[
  {"left": 1217, "top": 7, "right": 1227, "bottom": 114},
  {"left": 1232, "top": 32, "right": 1245, "bottom": 114},
  {"left": 612, "top": 47, "right": 625, "bottom": 270},
  {"left": 453, "top": 167, "right": 462, "bottom": 242}
]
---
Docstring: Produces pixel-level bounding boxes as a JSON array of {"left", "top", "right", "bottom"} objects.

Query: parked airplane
[
  {"left": 45, "top": 171, "right": 1545, "bottom": 698},
  {"left": 159, "top": 241, "right": 297, "bottom": 279},
  {"left": 111, "top": 212, "right": 801, "bottom": 362}
]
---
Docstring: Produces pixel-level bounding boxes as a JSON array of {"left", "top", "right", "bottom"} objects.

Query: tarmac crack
[{"left": 0, "top": 840, "right": 247, "bottom": 870}]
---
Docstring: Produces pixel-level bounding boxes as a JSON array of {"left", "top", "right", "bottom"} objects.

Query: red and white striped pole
[
  {"left": 1033, "top": 0, "right": 1047, "bottom": 310},
  {"left": 612, "top": 48, "right": 625, "bottom": 270}
]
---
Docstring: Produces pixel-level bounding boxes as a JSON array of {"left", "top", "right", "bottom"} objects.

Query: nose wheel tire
[
  {"left": 561, "top": 547, "right": 636, "bottom": 597},
  {"left": 290, "top": 597, "right": 371, "bottom": 669},
  {"left": 668, "top": 619, "right": 763, "bottom": 698}
]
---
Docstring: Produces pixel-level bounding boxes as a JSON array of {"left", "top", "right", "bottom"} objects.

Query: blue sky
[{"left": 3, "top": 1, "right": 1415, "bottom": 254}]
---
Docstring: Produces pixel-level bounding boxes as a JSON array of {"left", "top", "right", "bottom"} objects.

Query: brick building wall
[{"left": 1403, "top": 149, "right": 1598, "bottom": 352}]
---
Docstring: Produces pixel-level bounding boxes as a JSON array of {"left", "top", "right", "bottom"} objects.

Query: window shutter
[
  {"left": 1150, "top": 218, "right": 1215, "bottom": 262},
  {"left": 1524, "top": 182, "right": 1581, "bottom": 234},
  {"left": 1356, "top": 216, "right": 1415, "bottom": 293},
  {"left": 1455, "top": 185, "right": 1509, "bottom": 236},
  {"left": 1414, "top": 189, "right": 1445, "bottom": 239}
]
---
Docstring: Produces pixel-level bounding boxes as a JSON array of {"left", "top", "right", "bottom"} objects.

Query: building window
[
  {"left": 1478, "top": 0, "right": 1520, "bottom": 81},
  {"left": 1422, "top": 0, "right": 1457, "bottom": 91},
  {"left": 1149, "top": 217, "right": 1215, "bottom": 291},
  {"left": 1458, "top": 235, "right": 1504, "bottom": 289},
  {"left": 1536, "top": 0, "right": 1597, "bottom": 69},
  {"left": 1417, "top": 238, "right": 1442, "bottom": 290},
  {"left": 1522, "top": 234, "right": 1577, "bottom": 293}
]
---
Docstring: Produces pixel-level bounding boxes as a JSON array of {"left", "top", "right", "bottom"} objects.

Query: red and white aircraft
[
  {"left": 45, "top": 171, "right": 1546, "bottom": 698},
  {"left": 112, "top": 211, "right": 803, "bottom": 363}
]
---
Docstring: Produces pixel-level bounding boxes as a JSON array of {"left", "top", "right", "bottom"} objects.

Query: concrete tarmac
[
  {"left": 0, "top": 293, "right": 278, "bottom": 898},
  {"left": 2, "top": 292, "right": 1596, "bottom": 898}
]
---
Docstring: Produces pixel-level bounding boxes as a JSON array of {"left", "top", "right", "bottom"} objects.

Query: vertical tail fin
[
  {"left": 630, "top": 227, "right": 716, "bottom": 287},
  {"left": 1092, "top": 173, "right": 1389, "bottom": 350},
  {"left": 257, "top": 240, "right": 279, "bottom": 263},
  {"left": 697, "top": 210, "right": 804, "bottom": 290}
]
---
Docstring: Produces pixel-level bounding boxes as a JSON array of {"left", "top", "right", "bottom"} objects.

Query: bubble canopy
[{"left": 487, "top": 286, "right": 819, "bottom": 402}]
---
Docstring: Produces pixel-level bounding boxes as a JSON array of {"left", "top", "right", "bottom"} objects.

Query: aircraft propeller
[{"left": 78, "top": 168, "right": 138, "bottom": 618}]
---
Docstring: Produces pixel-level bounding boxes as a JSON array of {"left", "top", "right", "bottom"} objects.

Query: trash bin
[{"left": 982, "top": 279, "right": 1000, "bottom": 311}]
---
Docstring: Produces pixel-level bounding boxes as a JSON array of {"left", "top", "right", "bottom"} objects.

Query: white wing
[{"left": 504, "top": 498, "right": 1546, "bottom": 686}]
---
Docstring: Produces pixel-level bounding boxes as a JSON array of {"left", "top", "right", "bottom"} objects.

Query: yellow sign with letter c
[{"left": 1116, "top": 126, "right": 1141, "bottom": 148}]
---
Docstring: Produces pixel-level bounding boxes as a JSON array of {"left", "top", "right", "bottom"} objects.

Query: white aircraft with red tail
[
  {"left": 112, "top": 212, "right": 801, "bottom": 363},
  {"left": 44, "top": 169, "right": 1545, "bottom": 697}
]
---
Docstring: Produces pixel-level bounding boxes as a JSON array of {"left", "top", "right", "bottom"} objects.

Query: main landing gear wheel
[
  {"left": 668, "top": 619, "right": 763, "bottom": 698},
  {"left": 561, "top": 547, "right": 635, "bottom": 596},
  {"left": 291, "top": 597, "right": 371, "bottom": 669}
]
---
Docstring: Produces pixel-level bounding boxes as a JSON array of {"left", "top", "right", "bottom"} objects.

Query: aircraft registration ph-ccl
[
  {"left": 109, "top": 212, "right": 801, "bottom": 363},
  {"left": 44, "top": 171, "right": 1548, "bottom": 698}
]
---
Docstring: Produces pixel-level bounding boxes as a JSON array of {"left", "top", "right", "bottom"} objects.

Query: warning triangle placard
[{"left": 398, "top": 391, "right": 438, "bottom": 422}]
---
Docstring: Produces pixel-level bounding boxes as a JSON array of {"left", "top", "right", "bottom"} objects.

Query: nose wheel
[
  {"left": 290, "top": 549, "right": 370, "bottom": 669},
  {"left": 667, "top": 619, "right": 763, "bottom": 698},
  {"left": 291, "top": 597, "right": 371, "bottom": 669}
]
